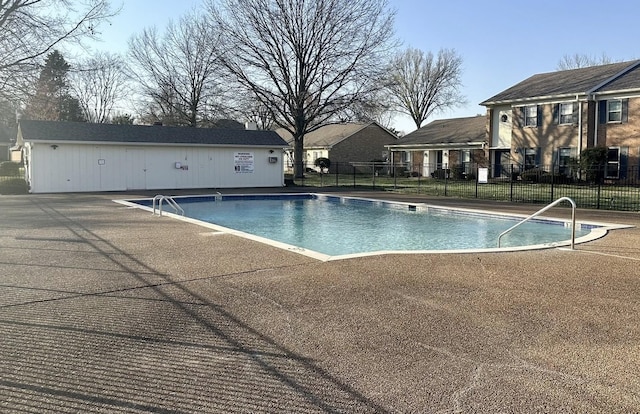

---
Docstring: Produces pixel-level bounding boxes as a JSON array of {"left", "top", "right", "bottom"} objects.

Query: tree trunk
[{"left": 294, "top": 136, "right": 304, "bottom": 179}]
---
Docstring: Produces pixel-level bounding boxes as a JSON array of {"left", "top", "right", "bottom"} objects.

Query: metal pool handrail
[
  {"left": 152, "top": 195, "right": 184, "bottom": 217},
  {"left": 497, "top": 197, "right": 576, "bottom": 249}
]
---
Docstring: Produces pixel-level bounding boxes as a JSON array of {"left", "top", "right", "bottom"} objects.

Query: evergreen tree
[
  {"left": 111, "top": 113, "right": 135, "bottom": 125},
  {"left": 25, "top": 50, "right": 84, "bottom": 122}
]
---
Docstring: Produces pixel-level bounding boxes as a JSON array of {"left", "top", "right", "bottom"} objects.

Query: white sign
[
  {"left": 234, "top": 152, "right": 254, "bottom": 173},
  {"left": 478, "top": 167, "right": 488, "bottom": 183}
]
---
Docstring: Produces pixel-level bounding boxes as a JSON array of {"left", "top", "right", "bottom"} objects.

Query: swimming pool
[{"left": 118, "top": 193, "right": 624, "bottom": 261}]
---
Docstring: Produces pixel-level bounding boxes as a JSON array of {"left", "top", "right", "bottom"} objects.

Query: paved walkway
[{"left": 1, "top": 190, "right": 639, "bottom": 413}]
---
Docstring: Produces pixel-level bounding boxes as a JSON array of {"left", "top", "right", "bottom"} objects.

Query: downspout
[
  {"left": 577, "top": 95, "right": 583, "bottom": 152},
  {"left": 593, "top": 94, "right": 598, "bottom": 147}
]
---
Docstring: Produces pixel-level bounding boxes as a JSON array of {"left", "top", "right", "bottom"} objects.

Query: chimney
[{"left": 244, "top": 121, "right": 257, "bottom": 130}]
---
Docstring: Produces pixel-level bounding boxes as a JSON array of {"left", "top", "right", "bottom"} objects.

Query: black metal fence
[
  {"left": 0, "top": 161, "right": 27, "bottom": 194},
  {"left": 287, "top": 162, "right": 640, "bottom": 211}
]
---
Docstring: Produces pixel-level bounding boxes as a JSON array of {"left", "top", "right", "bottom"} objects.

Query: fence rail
[{"left": 287, "top": 162, "right": 640, "bottom": 211}]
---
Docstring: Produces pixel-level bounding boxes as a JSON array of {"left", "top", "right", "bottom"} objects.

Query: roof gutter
[
  {"left": 481, "top": 93, "right": 585, "bottom": 107},
  {"left": 386, "top": 141, "right": 486, "bottom": 151}
]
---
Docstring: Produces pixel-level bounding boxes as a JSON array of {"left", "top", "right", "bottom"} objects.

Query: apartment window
[
  {"left": 606, "top": 147, "right": 620, "bottom": 178},
  {"left": 607, "top": 100, "right": 622, "bottom": 122},
  {"left": 461, "top": 150, "right": 471, "bottom": 174},
  {"left": 557, "top": 147, "right": 574, "bottom": 175},
  {"left": 559, "top": 103, "right": 574, "bottom": 124},
  {"left": 524, "top": 148, "right": 539, "bottom": 169},
  {"left": 524, "top": 105, "right": 537, "bottom": 127}
]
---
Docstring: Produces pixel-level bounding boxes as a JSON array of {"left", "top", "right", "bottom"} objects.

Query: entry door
[
  {"left": 126, "top": 148, "right": 147, "bottom": 190},
  {"left": 494, "top": 150, "right": 511, "bottom": 178}
]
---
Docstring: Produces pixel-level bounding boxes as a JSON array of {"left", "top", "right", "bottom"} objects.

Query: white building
[{"left": 16, "top": 120, "right": 288, "bottom": 193}]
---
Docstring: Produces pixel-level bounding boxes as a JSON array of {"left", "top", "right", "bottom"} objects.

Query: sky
[{"left": 74, "top": 0, "right": 640, "bottom": 134}]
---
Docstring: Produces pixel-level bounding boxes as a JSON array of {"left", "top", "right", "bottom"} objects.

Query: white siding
[
  {"left": 491, "top": 105, "right": 512, "bottom": 148},
  {"left": 26, "top": 143, "right": 284, "bottom": 193}
]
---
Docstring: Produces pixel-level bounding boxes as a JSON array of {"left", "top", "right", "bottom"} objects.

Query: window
[
  {"left": 606, "top": 147, "right": 620, "bottom": 178},
  {"left": 524, "top": 105, "right": 537, "bottom": 127},
  {"left": 524, "top": 148, "right": 538, "bottom": 169},
  {"left": 559, "top": 103, "right": 574, "bottom": 124},
  {"left": 461, "top": 150, "right": 471, "bottom": 174},
  {"left": 557, "top": 147, "right": 574, "bottom": 175},
  {"left": 607, "top": 100, "right": 622, "bottom": 122}
]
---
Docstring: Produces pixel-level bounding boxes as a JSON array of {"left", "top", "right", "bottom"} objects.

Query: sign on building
[{"left": 234, "top": 152, "right": 254, "bottom": 173}]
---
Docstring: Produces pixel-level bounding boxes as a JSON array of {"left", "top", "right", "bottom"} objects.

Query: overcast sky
[{"left": 76, "top": 0, "right": 640, "bottom": 133}]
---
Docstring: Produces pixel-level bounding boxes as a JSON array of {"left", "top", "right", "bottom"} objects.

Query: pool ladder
[
  {"left": 497, "top": 197, "right": 576, "bottom": 249},
  {"left": 152, "top": 195, "right": 184, "bottom": 217}
]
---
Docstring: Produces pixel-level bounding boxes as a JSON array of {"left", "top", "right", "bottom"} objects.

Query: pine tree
[{"left": 24, "top": 51, "right": 84, "bottom": 122}]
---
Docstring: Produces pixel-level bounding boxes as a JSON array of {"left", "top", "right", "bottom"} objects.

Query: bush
[
  {"left": 370, "top": 159, "right": 385, "bottom": 174},
  {"left": 450, "top": 166, "right": 466, "bottom": 180},
  {"left": 430, "top": 168, "right": 450, "bottom": 179},
  {"left": 0, "top": 178, "right": 28, "bottom": 194},
  {"left": 539, "top": 174, "right": 573, "bottom": 184},
  {"left": 579, "top": 147, "right": 608, "bottom": 183},
  {"left": 520, "top": 168, "right": 547, "bottom": 183},
  {"left": 314, "top": 157, "right": 330, "bottom": 172},
  {"left": 0, "top": 161, "right": 21, "bottom": 176}
]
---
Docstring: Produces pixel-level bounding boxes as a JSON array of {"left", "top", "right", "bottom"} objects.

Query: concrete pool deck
[{"left": 1, "top": 188, "right": 639, "bottom": 412}]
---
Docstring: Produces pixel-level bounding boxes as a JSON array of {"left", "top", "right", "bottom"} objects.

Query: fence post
[
  {"left": 335, "top": 162, "right": 339, "bottom": 187},
  {"left": 393, "top": 164, "right": 397, "bottom": 189},
  {"left": 550, "top": 164, "right": 555, "bottom": 202},
  {"left": 372, "top": 163, "right": 376, "bottom": 189},
  {"left": 444, "top": 165, "right": 448, "bottom": 196},
  {"left": 510, "top": 164, "right": 514, "bottom": 202},
  {"left": 596, "top": 182, "right": 601, "bottom": 209},
  {"left": 475, "top": 165, "right": 479, "bottom": 198},
  {"left": 353, "top": 165, "right": 356, "bottom": 188}
]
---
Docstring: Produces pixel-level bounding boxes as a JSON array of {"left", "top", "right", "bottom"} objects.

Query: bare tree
[
  {"left": 208, "top": 0, "right": 396, "bottom": 178},
  {"left": 127, "top": 11, "right": 228, "bottom": 127},
  {"left": 70, "top": 52, "right": 129, "bottom": 123},
  {"left": 556, "top": 53, "right": 613, "bottom": 70},
  {"left": 0, "top": 0, "right": 115, "bottom": 102},
  {"left": 232, "top": 96, "right": 278, "bottom": 131},
  {"left": 336, "top": 89, "right": 396, "bottom": 129},
  {"left": 387, "top": 48, "right": 466, "bottom": 130}
]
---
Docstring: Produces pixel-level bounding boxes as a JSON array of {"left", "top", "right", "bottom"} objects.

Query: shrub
[
  {"left": 450, "top": 166, "right": 466, "bottom": 180},
  {"left": 579, "top": 147, "right": 608, "bottom": 183},
  {"left": 0, "top": 178, "right": 28, "bottom": 194},
  {"left": 0, "top": 161, "right": 21, "bottom": 176},
  {"left": 430, "top": 168, "right": 450, "bottom": 179},
  {"left": 370, "top": 159, "right": 385, "bottom": 174},
  {"left": 314, "top": 157, "right": 330, "bottom": 172},
  {"left": 520, "top": 168, "right": 547, "bottom": 183},
  {"left": 539, "top": 174, "right": 573, "bottom": 184}
]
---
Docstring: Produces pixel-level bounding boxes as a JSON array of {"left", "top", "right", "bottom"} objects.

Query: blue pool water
[{"left": 135, "top": 194, "right": 594, "bottom": 257}]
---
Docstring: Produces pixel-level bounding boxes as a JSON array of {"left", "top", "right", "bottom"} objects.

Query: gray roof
[
  {"left": 481, "top": 60, "right": 640, "bottom": 105},
  {"left": 18, "top": 120, "right": 288, "bottom": 147},
  {"left": 388, "top": 116, "right": 486, "bottom": 147},
  {"left": 276, "top": 122, "right": 394, "bottom": 147}
]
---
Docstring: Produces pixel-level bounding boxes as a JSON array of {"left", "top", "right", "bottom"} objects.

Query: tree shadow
[{"left": 0, "top": 198, "right": 388, "bottom": 413}]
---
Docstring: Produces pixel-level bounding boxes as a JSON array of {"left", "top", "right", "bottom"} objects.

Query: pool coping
[{"left": 114, "top": 193, "right": 633, "bottom": 262}]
